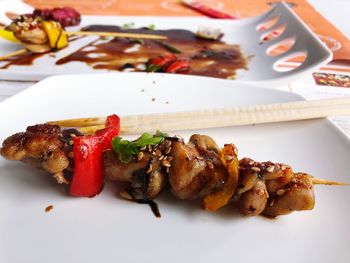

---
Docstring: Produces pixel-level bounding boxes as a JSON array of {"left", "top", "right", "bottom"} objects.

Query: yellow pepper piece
[
  {"left": 41, "top": 21, "right": 68, "bottom": 50},
  {"left": 0, "top": 28, "right": 20, "bottom": 43},
  {"left": 203, "top": 144, "right": 239, "bottom": 211}
]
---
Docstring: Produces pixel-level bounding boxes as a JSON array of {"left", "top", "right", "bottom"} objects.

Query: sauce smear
[{"left": 1, "top": 25, "right": 248, "bottom": 79}]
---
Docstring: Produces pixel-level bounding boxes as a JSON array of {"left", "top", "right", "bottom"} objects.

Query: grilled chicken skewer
[
  {"left": 0, "top": 123, "right": 347, "bottom": 218},
  {"left": 5, "top": 15, "right": 69, "bottom": 53},
  {"left": 1, "top": 15, "right": 167, "bottom": 59}
]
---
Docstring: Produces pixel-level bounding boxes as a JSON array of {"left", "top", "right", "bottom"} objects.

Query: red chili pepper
[
  {"left": 69, "top": 114, "right": 120, "bottom": 197},
  {"left": 165, "top": 60, "right": 190, "bottom": 74}
]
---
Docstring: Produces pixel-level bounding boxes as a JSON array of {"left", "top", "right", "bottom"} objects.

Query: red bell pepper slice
[
  {"left": 146, "top": 53, "right": 177, "bottom": 72},
  {"left": 69, "top": 114, "right": 120, "bottom": 197},
  {"left": 165, "top": 60, "right": 190, "bottom": 74},
  {"left": 70, "top": 135, "right": 103, "bottom": 197},
  {"left": 95, "top": 114, "right": 120, "bottom": 150},
  {"left": 148, "top": 53, "right": 177, "bottom": 67}
]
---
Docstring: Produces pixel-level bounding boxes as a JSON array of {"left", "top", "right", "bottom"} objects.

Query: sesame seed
[
  {"left": 207, "top": 161, "right": 214, "bottom": 169},
  {"left": 146, "top": 164, "right": 153, "bottom": 174},
  {"left": 224, "top": 155, "right": 233, "bottom": 161},
  {"left": 258, "top": 189, "right": 265, "bottom": 195},
  {"left": 276, "top": 189, "right": 285, "bottom": 196},
  {"left": 165, "top": 147, "right": 171, "bottom": 155},
  {"left": 166, "top": 156, "right": 173, "bottom": 162},
  {"left": 269, "top": 199, "right": 275, "bottom": 206},
  {"left": 68, "top": 140, "right": 74, "bottom": 145},
  {"left": 249, "top": 161, "right": 254, "bottom": 166},
  {"left": 251, "top": 166, "right": 261, "bottom": 172},
  {"left": 158, "top": 155, "right": 164, "bottom": 161},
  {"left": 162, "top": 160, "right": 171, "bottom": 167},
  {"left": 137, "top": 151, "right": 144, "bottom": 161},
  {"left": 70, "top": 133, "right": 77, "bottom": 138},
  {"left": 165, "top": 140, "right": 172, "bottom": 147},
  {"left": 281, "top": 165, "right": 287, "bottom": 170},
  {"left": 155, "top": 149, "right": 161, "bottom": 156},
  {"left": 266, "top": 166, "right": 275, "bottom": 173},
  {"left": 166, "top": 167, "right": 170, "bottom": 173},
  {"left": 140, "top": 146, "right": 146, "bottom": 151}
]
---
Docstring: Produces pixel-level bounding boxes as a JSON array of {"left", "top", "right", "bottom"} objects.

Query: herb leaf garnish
[{"left": 112, "top": 131, "right": 167, "bottom": 163}]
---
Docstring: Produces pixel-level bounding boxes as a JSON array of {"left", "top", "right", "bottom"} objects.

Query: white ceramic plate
[
  {"left": 0, "top": 73, "right": 349, "bottom": 263},
  {"left": 0, "top": 2, "right": 332, "bottom": 87}
]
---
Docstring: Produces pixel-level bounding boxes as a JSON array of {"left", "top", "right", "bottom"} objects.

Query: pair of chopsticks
[{"left": 48, "top": 97, "right": 350, "bottom": 135}]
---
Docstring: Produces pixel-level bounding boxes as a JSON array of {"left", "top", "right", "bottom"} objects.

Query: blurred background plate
[{"left": 0, "top": 2, "right": 332, "bottom": 87}]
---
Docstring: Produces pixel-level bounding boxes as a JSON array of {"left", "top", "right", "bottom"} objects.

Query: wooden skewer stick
[
  {"left": 49, "top": 117, "right": 106, "bottom": 128},
  {"left": 77, "top": 125, "right": 106, "bottom": 135},
  {"left": 0, "top": 24, "right": 167, "bottom": 40},
  {"left": 65, "top": 31, "right": 167, "bottom": 40},
  {"left": 0, "top": 48, "right": 26, "bottom": 60},
  {"left": 312, "top": 177, "right": 349, "bottom": 186},
  {"left": 48, "top": 97, "right": 350, "bottom": 135}
]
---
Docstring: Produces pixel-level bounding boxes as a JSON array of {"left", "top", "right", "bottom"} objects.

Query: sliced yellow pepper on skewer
[
  {"left": 41, "top": 21, "right": 68, "bottom": 50},
  {"left": 203, "top": 144, "right": 239, "bottom": 211},
  {"left": 0, "top": 28, "right": 20, "bottom": 43}
]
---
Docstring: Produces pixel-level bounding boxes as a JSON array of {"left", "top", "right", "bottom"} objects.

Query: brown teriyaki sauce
[
  {"left": 57, "top": 25, "right": 248, "bottom": 79},
  {"left": 1, "top": 25, "right": 248, "bottom": 79}
]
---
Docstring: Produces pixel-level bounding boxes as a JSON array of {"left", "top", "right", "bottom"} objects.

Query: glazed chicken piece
[
  {"left": 7, "top": 16, "right": 51, "bottom": 53},
  {"left": 6, "top": 15, "right": 68, "bottom": 53},
  {"left": 168, "top": 134, "right": 228, "bottom": 200},
  {"left": 237, "top": 158, "right": 315, "bottom": 217},
  {"left": 0, "top": 124, "right": 79, "bottom": 184},
  {"left": 263, "top": 172, "right": 315, "bottom": 217},
  {"left": 103, "top": 138, "right": 172, "bottom": 201},
  {"left": 104, "top": 134, "right": 229, "bottom": 201}
]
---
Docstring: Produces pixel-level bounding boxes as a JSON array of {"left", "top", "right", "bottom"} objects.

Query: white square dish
[{"left": 0, "top": 73, "right": 349, "bottom": 263}]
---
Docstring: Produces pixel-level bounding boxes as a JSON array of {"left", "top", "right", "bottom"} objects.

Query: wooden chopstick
[
  {"left": 48, "top": 97, "right": 350, "bottom": 135},
  {"left": 118, "top": 97, "right": 350, "bottom": 134}
]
